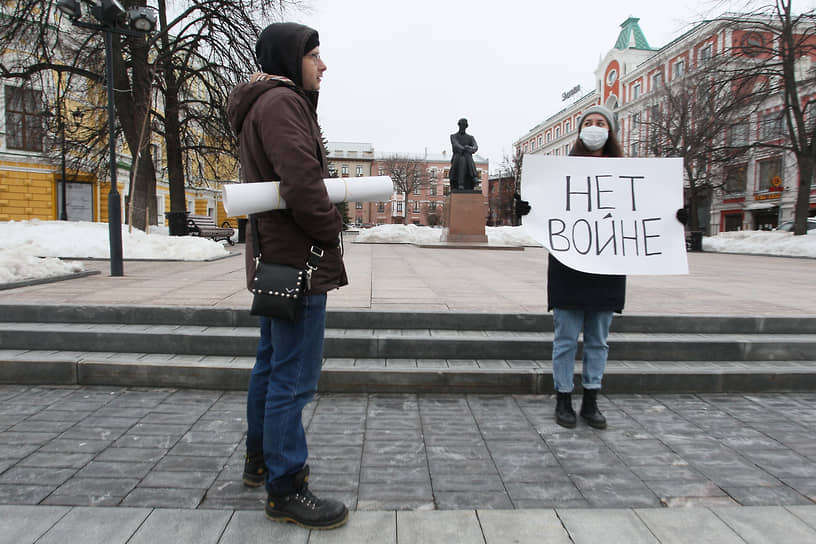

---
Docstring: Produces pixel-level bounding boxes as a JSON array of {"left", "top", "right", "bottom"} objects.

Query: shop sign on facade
[{"left": 754, "top": 192, "right": 782, "bottom": 201}]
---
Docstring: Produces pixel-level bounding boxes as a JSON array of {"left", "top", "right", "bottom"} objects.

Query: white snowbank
[
  {"left": 354, "top": 223, "right": 542, "bottom": 246},
  {"left": 0, "top": 219, "right": 231, "bottom": 284}
]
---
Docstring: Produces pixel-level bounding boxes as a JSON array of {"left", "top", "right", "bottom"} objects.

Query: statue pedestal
[{"left": 441, "top": 191, "right": 487, "bottom": 243}]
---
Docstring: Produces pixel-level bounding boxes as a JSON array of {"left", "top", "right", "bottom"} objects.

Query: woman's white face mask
[{"left": 580, "top": 125, "right": 609, "bottom": 151}]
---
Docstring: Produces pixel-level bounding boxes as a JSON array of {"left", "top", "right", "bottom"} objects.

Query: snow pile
[
  {"left": 703, "top": 229, "right": 816, "bottom": 258},
  {"left": 0, "top": 247, "right": 84, "bottom": 284},
  {"left": 1, "top": 219, "right": 231, "bottom": 284},
  {"left": 354, "top": 223, "right": 541, "bottom": 246}
]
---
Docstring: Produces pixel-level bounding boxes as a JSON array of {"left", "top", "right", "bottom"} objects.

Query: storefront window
[
  {"left": 758, "top": 157, "right": 782, "bottom": 191},
  {"left": 723, "top": 213, "right": 743, "bottom": 232}
]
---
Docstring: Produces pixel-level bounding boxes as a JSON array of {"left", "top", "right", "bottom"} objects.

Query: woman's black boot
[
  {"left": 555, "top": 392, "right": 577, "bottom": 428},
  {"left": 580, "top": 389, "right": 607, "bottom": 429}
]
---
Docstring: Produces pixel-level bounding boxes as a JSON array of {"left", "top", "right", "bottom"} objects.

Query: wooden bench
[{"left": 187, "top": 214, "right": 235, "bottom": 245}]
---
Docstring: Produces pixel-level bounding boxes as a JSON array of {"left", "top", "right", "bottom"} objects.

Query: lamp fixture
[{"left": 127, "top": 7, "right": 157, "bottom": 33}]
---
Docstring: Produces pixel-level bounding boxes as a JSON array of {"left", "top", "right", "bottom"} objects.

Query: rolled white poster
[{"left": 223, "top": 176, "right": 394, "bottom": 217}]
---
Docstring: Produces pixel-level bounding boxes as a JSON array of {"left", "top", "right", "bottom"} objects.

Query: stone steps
[{"left": 1, "top": 304, "right": 815, "bottom": 393}]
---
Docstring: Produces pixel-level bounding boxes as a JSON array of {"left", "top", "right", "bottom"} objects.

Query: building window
[
  {"left": 729, "top": 122, "right": 749, "bottom": 146},
  {"left": 546, "top": 132, "right": 551, "bottom": 143},
  {"left": 429, "top": 168, "right": 437, "bottom": 179},
  {"left": 395, "top": 201, "right": 403, "bottom": 213},
  {"left": 355, "top": 201, "right": 362, "bottom": 209},
  {"left": 538, "top": 135, "right": 542, "bottom": 147},
  {"left": 4, "top": 85, "right": 44, "bottom": 152},
  {"left": 413, "top": 200, "right": 420, "bottom": 212},
  {"left": 673, "top": 60, "right": 685, "bottom": 78},
  {"left": 377, "top": 202, "right": 385, "bottom": 212},
  {"left": 430, "top": 184, "right": 437, "bottom": 196},
  {"left": 724, "top": 164, "right": 747, "bottom": 193},
  {"left": 555, "top": 127, "right": 561, "bottom": 138},
  {"left": 632, "top": 82, "right": 641, "bottom": 99},
  {"left": 378, "top": 166, "right": 384, "bottom": 176},
  {"left": 761, "top": 112, "right": 784, "bottom": 140},
  {"left": 652, "top": 71, "right": 663, "bottom": 89},
  {"left": 151, "top": 144, "right": 162, "bottom": 169},
  {"left": 723, "top": 212, "right": 743, "bottom": 232},
  {"left": 413, "top": 185, "right": 420, "bottom": 195},
  {"left": 328, "top": 164, "right": 337, "bottom": 176},
  {"left": 629, "top": 142, "right": 639, "bottom": 157},
  {"left": 429, "top": 201, "right": 437, "bottom": 211},
  {"left": 700, "top": 44, "right": 713, "bottom": 64},
  {"left": 356, "top": 165, "right": 363, "bottom": 176},
  {"left": 341, "top": 165, "right": 349, "bottom": 176},
  {"left": 758, "top": 157, "right": 782, "bottom": 191},
  {"left": 565, "top": 120, "right": 571, "bottom": 133}
]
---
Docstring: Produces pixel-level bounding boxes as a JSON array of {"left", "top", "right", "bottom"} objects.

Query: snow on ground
[
  {"left": 0, "top": 219, "right": 231, "bottom": 284},
  {"left": 1, "top": 219, "right": 814, "bottom": 285},
  {"left": 353, "top": 223, "right": 542, "bottom": 247},
  {"left": 702, "top": 229, "right": 816, "bottom": 258}
]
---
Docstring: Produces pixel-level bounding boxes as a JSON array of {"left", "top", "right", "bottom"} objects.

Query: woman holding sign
[{"left": 549, "top": 104, "right": 624, "bottom": 430}]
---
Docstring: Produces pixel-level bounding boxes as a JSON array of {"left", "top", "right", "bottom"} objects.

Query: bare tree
[
  {"left": 380, "top": 154, "right": 427, "bottom": 225},
  {"left": 497, "top": 149, "right": 524, "bottom": 225},
  {"left": 0, "top": 1, "right": 298, "bottom": 231},
  {"left": 636, "top": 50, "right": 756, "bottom": 232},
  {"left": 718, "top": 2, "right": 816, "bottom": 235},
  {"left": 422, "top": 202, "right": 441, "bottom": 226}
]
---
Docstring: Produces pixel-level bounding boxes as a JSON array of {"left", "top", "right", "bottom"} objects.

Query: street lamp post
[
  {"left": 56, "top": 0, "right": 156, "bottom": 277},
  {"left": 57, "top": 71, "right": 68, "bottom": 221}
]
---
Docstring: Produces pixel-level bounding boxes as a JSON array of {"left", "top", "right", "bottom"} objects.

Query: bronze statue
[{"left": 449, "top": 118, "right": 479, "bottom": 191}]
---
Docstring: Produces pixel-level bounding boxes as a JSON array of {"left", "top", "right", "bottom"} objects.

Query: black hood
[{"left": 256, "top": 22, "right": 318, "bottom": 89}]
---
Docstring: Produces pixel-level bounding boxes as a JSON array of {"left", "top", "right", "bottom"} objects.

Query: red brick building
[{"left": 327, "top": 143, "right": 489, "bottom": 227}]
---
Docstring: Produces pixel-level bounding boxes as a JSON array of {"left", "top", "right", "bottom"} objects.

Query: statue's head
[{"left": 457, "top": 118, "right": 468, "bottom": 130}]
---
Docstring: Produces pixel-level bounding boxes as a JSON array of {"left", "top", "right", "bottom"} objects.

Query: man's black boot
[
  {"left": 242, "top": 451, "right": 267, "bottom": 487},
  {"left": 266, "top": 465, "right": 349, "bottom": 530},
  {"left": 580, "top": 389, "right": 607, "bottom": 429},
  {"left": 555, "top": 392, "right": 577, "bottom": 428}
]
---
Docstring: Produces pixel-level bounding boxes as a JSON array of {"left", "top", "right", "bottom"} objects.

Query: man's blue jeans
[
  {"left": 552, "top": 308, "right": 614, "bottom": 393},
  {"left": 245, "top": 293, "right": 327, "bottom": 496}
]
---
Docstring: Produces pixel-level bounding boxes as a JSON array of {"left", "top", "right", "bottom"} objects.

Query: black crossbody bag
[{"left": 249, "top": 215, "right": 323, "bottom": 321}]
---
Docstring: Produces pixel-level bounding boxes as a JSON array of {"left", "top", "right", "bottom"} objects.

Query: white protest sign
[
  {"left": 223, "top": 176, "right": 394, "bottom": 217},
  {"left": 522, "top": 155, "right": 688, "bottom": 275}
]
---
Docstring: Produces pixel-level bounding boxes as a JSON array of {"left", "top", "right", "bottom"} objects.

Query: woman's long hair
[{"left": 569, "top": 129, "right": 624, "bottom": 158}]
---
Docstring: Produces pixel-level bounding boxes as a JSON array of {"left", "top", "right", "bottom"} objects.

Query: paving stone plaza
[{"left": 1, "top": 241, "right": 815, "bottom": 542}]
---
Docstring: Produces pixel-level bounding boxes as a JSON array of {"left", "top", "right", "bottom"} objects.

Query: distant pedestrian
[
  {"left": 227, "top": 22, "right": 348, "bottom": 530},
  {"left": 549, "top": 104, "right": 687, "bottom": 429}
]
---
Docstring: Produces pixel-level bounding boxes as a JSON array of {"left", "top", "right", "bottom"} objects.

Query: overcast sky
[{"left": 291, "top": 0, "right": 815, "bottom": 171}]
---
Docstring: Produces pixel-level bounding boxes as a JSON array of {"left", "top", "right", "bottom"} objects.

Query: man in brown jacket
[{"left": 227, "top": 22, "right": 348, "bottom": 530}]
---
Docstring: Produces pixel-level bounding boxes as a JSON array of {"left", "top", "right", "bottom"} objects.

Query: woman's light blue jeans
[
  {"left": 245, "top": 293, "right": 327, "bottom": 496},
  {"left": 552, "top": 308, "right": 614, "bottom": 393}
]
